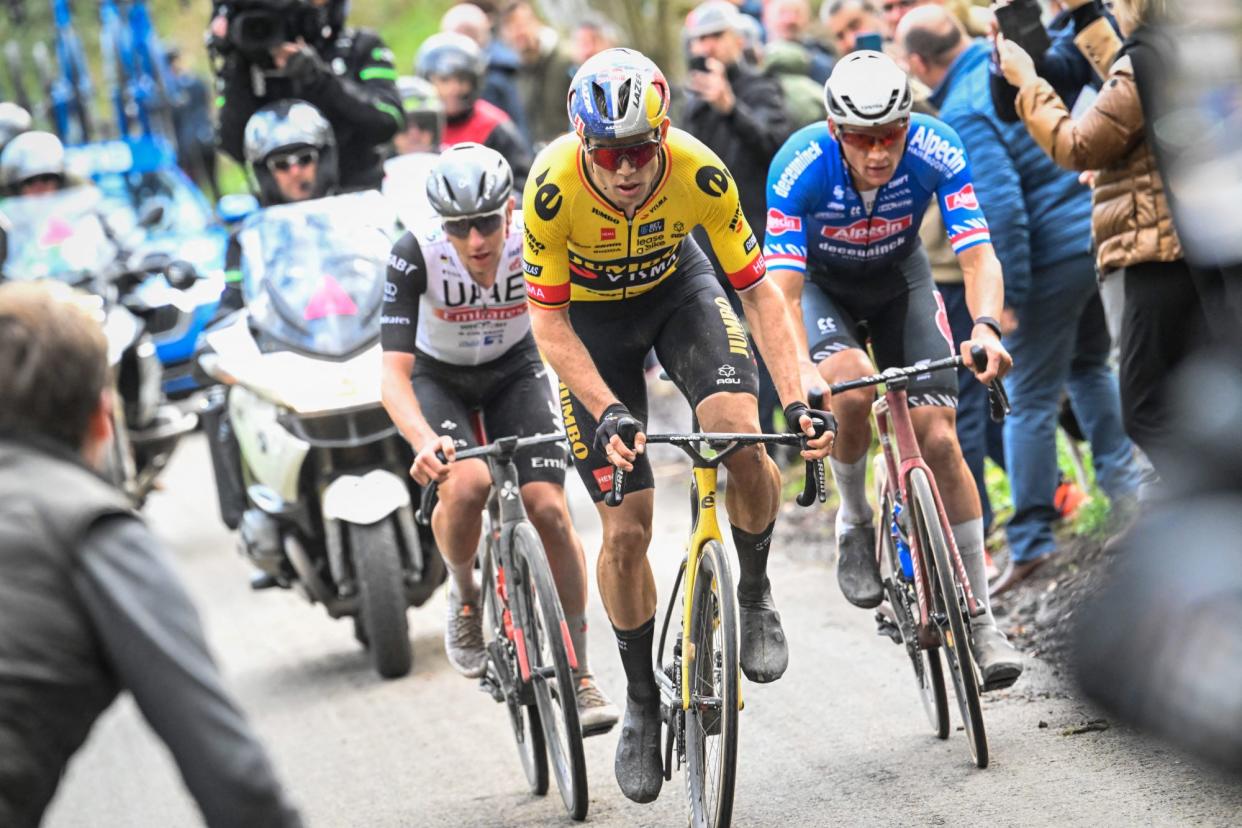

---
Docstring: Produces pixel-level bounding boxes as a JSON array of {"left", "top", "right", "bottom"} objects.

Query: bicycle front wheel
[
  {"left": 909, "top": 468, "right": 988, "bottom": 768},
  {"left": 684, "top": 540, "right": 739, "bottom": 828},
  {"left": 513, "top": 522, "right": 589, "bottom": 820}
]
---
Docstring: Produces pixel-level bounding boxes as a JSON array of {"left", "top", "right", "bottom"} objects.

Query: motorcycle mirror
[
  {"left": 165, "top": 259, "right": 199, "bottom": 291},
  {"left": 137, "top": 202, "right": 166, "bottom": 229},
  {"left": 217, "top": 193, "right": 260, "bottom": 224},
  {"left": 139, "top": 250, "right": 173, "bottom": 274}
]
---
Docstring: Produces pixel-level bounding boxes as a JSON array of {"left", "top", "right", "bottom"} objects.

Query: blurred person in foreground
[
  {"left": 499, "top": 0, "right": 576, "bottom": 148},
  {"left": 996, "top": 0, "right": 1236, "bottom": 480},
  {"left": 0, "top": 281, "right": 302, "bottom": 827},
  {"left": 900, "top": 6, "right": 1139, "bottom": 594},
  {"left": 441, "top": 2, "right": 529, "bottom": 142}
]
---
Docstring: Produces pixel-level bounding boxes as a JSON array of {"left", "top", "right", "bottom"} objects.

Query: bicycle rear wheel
[
  {"left": 513, "top": 522, "right": 589, "bottom": 820},
  {"left": 480, "top": 523, "right": 547, "bottom": 795},
  {"left": 875, "top": 460, "right": 948, "bottom": 739},
  {"left": 684, "top": 540, "right": 739, "bottom": 828},
  {"left": 909, "top": 468, "right": 988, "bottom": 768}
]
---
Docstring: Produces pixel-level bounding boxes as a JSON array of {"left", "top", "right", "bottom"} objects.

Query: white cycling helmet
[
  {"left": 567, "top": 48, "right": 671, "bottom": 142},
  {"left": 0, "top": 131, "right": 66, "bottom": 192},
  {"left": 823, "top": 50, "right": 913, "bottom": 129}
]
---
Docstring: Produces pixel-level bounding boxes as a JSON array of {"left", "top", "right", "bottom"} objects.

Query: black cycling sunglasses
[
  {"left": 442, "top": 209, "right": 506, "bottom": 239},
  {"left": 266, "top": 148, "right": 319, "bottom": 173}
]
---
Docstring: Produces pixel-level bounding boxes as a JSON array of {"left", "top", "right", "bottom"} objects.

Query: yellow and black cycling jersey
[{"left": 521, "top": 128, "right": 767, "bottom": 309}]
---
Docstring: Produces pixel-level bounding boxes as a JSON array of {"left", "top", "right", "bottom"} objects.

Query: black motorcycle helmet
[
  {"left": 415, "top": 32, "right": 486, "bottom": 111},
  {"left": 243, "top": 99, "right": 338, "bottom": 205},
  {"left": 425, "top": 142, "right": 513, "bottom": 217}
]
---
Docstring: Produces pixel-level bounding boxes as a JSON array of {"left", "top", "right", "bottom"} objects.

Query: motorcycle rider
[
  {"left": 0, "top": 131, "right": 68, "bottom": 197},
  {"left": 393, "top": 75, "right": 444, "bottom": 156},
  {"left": 380, "top": 143, "right": 619, "bottom": 735},
  {"left": 211, "top": 0, "right": 403, "bottom": 190},
  {"left": 415, "top": 32, "right": 532, "bottom": 192},
  {"left": 0, "top": 102, "right": 32, "bottom": 156}
]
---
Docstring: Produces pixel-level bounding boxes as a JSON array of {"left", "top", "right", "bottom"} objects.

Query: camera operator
[{"left": 210, "top": 0, "right": 404, "bottom": 191}]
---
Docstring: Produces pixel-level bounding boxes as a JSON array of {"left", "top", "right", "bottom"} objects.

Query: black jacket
[
  {"left": 680, "top": 63, "right": 793, "bottom": 259},
  {"left": 216, "top": 28, "right": 403, "bottom": 191}
]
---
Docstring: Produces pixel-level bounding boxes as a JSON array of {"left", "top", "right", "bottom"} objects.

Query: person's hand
[
  {"left": 687, "top": 57, "right": 736, "bottom": 115},
  {"left": 410, "top": 435, "right": 456, "bottom": 485},
  {"left": 270, "top": 41, "right": 302, "bottom": 71},
  {"left": 784, "top": 401, "right": 835, "bottom": 460},
  {"left": 961, "top": 328, "right": 1013, "bottom": 384},
  {"left": 594, "top": 403, "right": 646, "bottom": 472},
  {"left": 996, "top": 33, "right": 1039, "bottom": 88},
  {"left": 1078, "top": 169, "right": 1096, "bottom": 187}
]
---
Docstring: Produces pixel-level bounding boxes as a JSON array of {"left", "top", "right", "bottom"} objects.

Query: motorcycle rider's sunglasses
[
  {"left": 266, "top": 148, "right": 319, "bottom": 173},
  {"left": 442, "top": 208, "right": 506, "bottom": 239},
  {"left": 837, "top": 122, "right": 908, "bottom": 151},
  {"left": 585, "top": 138, "right": 662, "bottom": 172}
]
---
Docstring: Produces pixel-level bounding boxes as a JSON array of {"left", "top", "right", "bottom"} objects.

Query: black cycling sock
[
  {"left": 614, "top": 617, "right": 657, "bottom": 703},
  {"left": 731, "top": 521, "right": 776, "bottom": 602}
]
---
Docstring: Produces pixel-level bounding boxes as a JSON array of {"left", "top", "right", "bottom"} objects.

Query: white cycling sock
[
  {"left": 951, "top": 518, "right": 995, "bottom": 627},
  {"left": 830, "top": 456, "right": 873, "bottom": 530},
  {"left": 566, "top": 613, "right": 590, "bottom": 677},
  {"left": 447, "top": 559, "right": 479, "bottom": 606}
]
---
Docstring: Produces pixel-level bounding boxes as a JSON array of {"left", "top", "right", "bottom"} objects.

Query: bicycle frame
[
  {"left": 49, "top": 0, "right": 94, "bottom": 144},
  {"left": 681, "top": 463, "right": 723, "bottom": 711}
]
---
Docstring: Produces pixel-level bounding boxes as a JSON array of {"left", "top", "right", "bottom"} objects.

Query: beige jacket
[{"left": 1014, "top": 19, "right": 1183, "bottom": 275}]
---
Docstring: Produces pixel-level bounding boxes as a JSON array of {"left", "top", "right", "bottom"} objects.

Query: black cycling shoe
[
  {"left": 836, "top": 525, "right": 883, "bottom": 608},
  {"left": 737, "top": 587, "right": 789, "bottom": 683},
  {"left": 971, "top": 624, "right": 1024, "bottom": 691},
  {"left": 614, "top": 693, "right": 663, "bottom": 804}
]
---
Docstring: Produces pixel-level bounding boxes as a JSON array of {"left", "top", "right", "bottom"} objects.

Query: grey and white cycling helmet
[
  {"left": 567, "top": 48, "right": 671, "bottom": 142},
  {"left": 0, "top": 131, "right": 65, "bottom": 193},
  {"left": 425, "top": 142, "right": 513, "bottom": 218},
  {"left": 243, "top": 99, "right": 338, "bottom": 206},
  {"left": 0, "top": 102, "right": 32, "bottom": 154},
  {"left": 823, "top": 50, "right": 913, "bottom": 129}
]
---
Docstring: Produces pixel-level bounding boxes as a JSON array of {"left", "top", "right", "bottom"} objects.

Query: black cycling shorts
[
  {"left": 802, "top": 247, "right": 957, "bottom": 409},
  {"left": 562, "top": 237, "right": 761, "bottom": 502},
  {"left": 411, "top": 336, "right": 568, "bottom": 485}
]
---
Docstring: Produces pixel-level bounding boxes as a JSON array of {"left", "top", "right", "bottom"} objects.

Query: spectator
[
  {"left": 165, "top": 47, "right": 220, "bottom": 199},
  {"left": 762, "top": 0, "right": 835, "bottom": 83},
  {"left": 441, "top": 2, "right": 530, "bottom": 142},
  {"left": 499, "top": 0, "right": 576, "bottom": 148},
  {"left": 822, "top": 0, "right": 888, "bottom": 55},
  {"left": 901, "top": 6, "right": 1140, "bottom": 592},
  {"left": 997, "top": 0, "right": 1225, "bottom": 480},
  {"left": 682, "top": 0, "right": 793, "bottom": 442},
  {"left": 761, "top": 40, "right": 829, "bottom": 127},
  {"left": 0, "top": 281, "right": 302, "bottom": 828},
  {"left": 393, "top": 76, "right": 445, "bottom": 155},
  {"left": 416, "top": 32, "right": 532, "bottom": 192},
  {"left": 211, "top": 0, "right": 403, "bottom": 191},
  {"left": 571, "top": 14, "right": 621, "bottom": 70},
  {"left": 884, "top": 0, "right": 992, "bottom": 36}
]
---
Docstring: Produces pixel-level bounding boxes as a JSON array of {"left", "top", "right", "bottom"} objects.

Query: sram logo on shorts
[
  {"left": 821, "top": 214, "right": 912, "bottom": 244},
  {"left": 945, "top": 183, "right": 979, "bottom": 212},
  {"left": 766, "top": 208, "right": 802, "bottom": 236}
]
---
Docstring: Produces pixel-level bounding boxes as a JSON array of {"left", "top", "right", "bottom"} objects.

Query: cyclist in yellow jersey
[{"left": 523, "top": 47, "right": 833, "bottom": 805}]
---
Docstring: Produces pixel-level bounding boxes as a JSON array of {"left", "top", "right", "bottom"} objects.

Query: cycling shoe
[
  {"left": 738, "top": 587, "right": 789, "bottom": 683},
  {"left": 614, "top": 693, "right": 663, "bottom": 803},
  {"left": 971, "top": 623, "right": 1024, "bottom": 691},
  {"left": 837, "top": 524, "right": 883, "bottom": 608}
]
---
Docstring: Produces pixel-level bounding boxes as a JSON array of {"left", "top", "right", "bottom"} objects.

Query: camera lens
[{"left": 230, "top": 10, "right": 286, "bottom": 52}]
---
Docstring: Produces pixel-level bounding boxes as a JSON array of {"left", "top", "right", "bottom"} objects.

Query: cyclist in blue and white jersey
[{"left": 765, "top": 51, "right": 1022, "bottom": 689}]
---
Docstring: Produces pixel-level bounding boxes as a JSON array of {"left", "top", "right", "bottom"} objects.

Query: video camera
[{"left": 212, "top": 0, "right": 328, "bottom": 63}]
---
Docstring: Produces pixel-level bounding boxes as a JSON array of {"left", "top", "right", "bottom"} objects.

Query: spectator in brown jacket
[{"left": 996, "top": 0, "right": 1228, "bottom": 477}]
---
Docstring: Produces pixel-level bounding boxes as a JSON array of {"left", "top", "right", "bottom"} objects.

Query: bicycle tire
[
  {"left": 512, "top": 522, "right": 589, "bottom": 820},
  {"left": 909, "top": 468, "right": 989, "bottom": 768},
  {"left": 684, "top": 540, "right": 739, "bottom": 828},
  {"left": 479, "top": 522, "right": 548, "bottom": 795},
  {"left": 875, "top": 461, "right": 948, "bottom": 739}
]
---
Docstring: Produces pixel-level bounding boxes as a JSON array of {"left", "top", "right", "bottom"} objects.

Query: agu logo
[
  {"left": 766, "top": 208, "right": 802, "bottom": 236},
  {"left": 945, "top": 183, "right": 979, "bottom": 212}
]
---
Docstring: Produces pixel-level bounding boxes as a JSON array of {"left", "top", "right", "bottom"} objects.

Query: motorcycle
[
  {"left": 0, "top": 185, "right": 197, "bottom": 503},
  {"left": 198, "top": 191, "right": 444, "bottom": 679}
]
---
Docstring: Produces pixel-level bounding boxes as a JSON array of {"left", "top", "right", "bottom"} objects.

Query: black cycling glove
[
  {"left": 594, "top": 402, "right": 641, "bottom": 457},
  {"left": 784, "top": 400, "right": 836, "bottom": 439}
]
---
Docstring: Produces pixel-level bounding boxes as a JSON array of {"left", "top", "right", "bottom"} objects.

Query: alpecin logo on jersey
[
  {"left": 766, "top": 208, "right": 802, "bottom": 236},
  {"left": 821, "top": 214, "right": 913, "bottom": 244},
  {"left": 945, "top": 183, "right": 979, "bottom": 212}
]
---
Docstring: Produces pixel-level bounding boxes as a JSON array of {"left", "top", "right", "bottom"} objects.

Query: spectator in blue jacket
[
  {"left": 441, "top": 2, "right": 530, "bottom": 143},
  {"left": 900, "top": 6, "right": 1139, "bottom": 594}
]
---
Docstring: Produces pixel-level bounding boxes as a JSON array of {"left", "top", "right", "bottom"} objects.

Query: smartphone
[
  {"left": 688, "top": 55, "right": 709, "bottom": 73},
  {"left": 995, "top": 0, "right": 1052, "bottom": 58},
  {"left": 854, "top": 32, "right": 884, "bottom": 53}
]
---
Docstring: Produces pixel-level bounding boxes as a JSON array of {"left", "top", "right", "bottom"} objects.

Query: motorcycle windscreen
[
  {"left": 238, "top": 196, "right": 392, "bottom": 359},
  {"left": 0, "top": 186, "right": 116, "bottom": 286}
]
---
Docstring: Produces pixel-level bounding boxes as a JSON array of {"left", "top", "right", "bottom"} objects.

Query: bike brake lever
[
  {"left": 987, "top": 379, "right": 1011, "bottom": 423},
  {"left": 796, "top": 412, "right": 833, "bottom": 507},
  {"left": 415, "top": 449, "right": 451, "bottom": 525},
  {"left": 604, "top": 420, "right": 640, "bottom": 507}
]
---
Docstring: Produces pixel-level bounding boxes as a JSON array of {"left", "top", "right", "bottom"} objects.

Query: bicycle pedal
[{"left": 874, "top": 611, "right": 902, "bottom": 645}]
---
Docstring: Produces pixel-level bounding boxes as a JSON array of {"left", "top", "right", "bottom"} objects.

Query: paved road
[{"left": 44, "top": 395, "right": 1242, "bottom": 827}]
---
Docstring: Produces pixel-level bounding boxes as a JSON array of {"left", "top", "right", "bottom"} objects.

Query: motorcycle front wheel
[{"left": 350, "top": 519, "right": 413, "bottom": 679}]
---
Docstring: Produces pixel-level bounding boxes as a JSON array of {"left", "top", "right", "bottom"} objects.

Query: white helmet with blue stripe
[{"left": 567, "top": 48, "right": 671, "bottom": 142}]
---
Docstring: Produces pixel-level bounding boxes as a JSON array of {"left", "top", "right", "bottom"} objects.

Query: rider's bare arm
[
  {"left": 770, "top": 268, "right": 824, "bottom": 397},
  {"left": 380, "top": 352, "right": 436, "bottom": 450},
  {"left": 956, "top": 243, "right": 1012, "bottom": 383}
]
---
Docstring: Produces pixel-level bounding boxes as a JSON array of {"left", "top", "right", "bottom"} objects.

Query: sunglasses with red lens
[
  {"left": 837, "top": 123, "right": 908, "bottom": 151},
  {"left": 586, "top": 139, "right": 662, "bottom": 172},
  {"left": 442, "top": 210, "right": 506, "bottom": 239}
]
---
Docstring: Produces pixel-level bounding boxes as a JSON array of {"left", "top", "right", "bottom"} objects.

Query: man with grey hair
[
  {"left": 822, "top": 0, "right": 888, "bottom": 54},
  {"left": 441, "top": 2, "right": 529, "bottom": 141}
]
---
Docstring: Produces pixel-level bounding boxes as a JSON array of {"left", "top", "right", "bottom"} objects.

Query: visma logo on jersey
[{"left": 766, "top": 208, "right": 802, "bottom": 236}]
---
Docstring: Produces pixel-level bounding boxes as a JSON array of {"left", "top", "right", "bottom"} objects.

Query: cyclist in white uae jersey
[
  {"left": 380, "top": 143, "right": 619, "bottom": 734},
  {"left": 766, "top": 52, "right": 1022, "bottom": 690}
]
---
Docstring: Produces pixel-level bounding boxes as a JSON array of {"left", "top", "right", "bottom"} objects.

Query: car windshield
[
  {"left": 236, "top": 191, "right": 397, "bottom": 358},
  {"left": 0, "top": 186, "right": 116, "bottom": 285}
]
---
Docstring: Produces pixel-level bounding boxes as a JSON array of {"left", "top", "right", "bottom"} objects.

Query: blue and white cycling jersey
[{"left": 764, "top": 114, "right": 992, "bottom": 278}]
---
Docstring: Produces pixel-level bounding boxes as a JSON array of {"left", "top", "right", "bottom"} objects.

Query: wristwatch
[{"left": 974, "top": 316, "right": 1003, "bottom": 339}]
